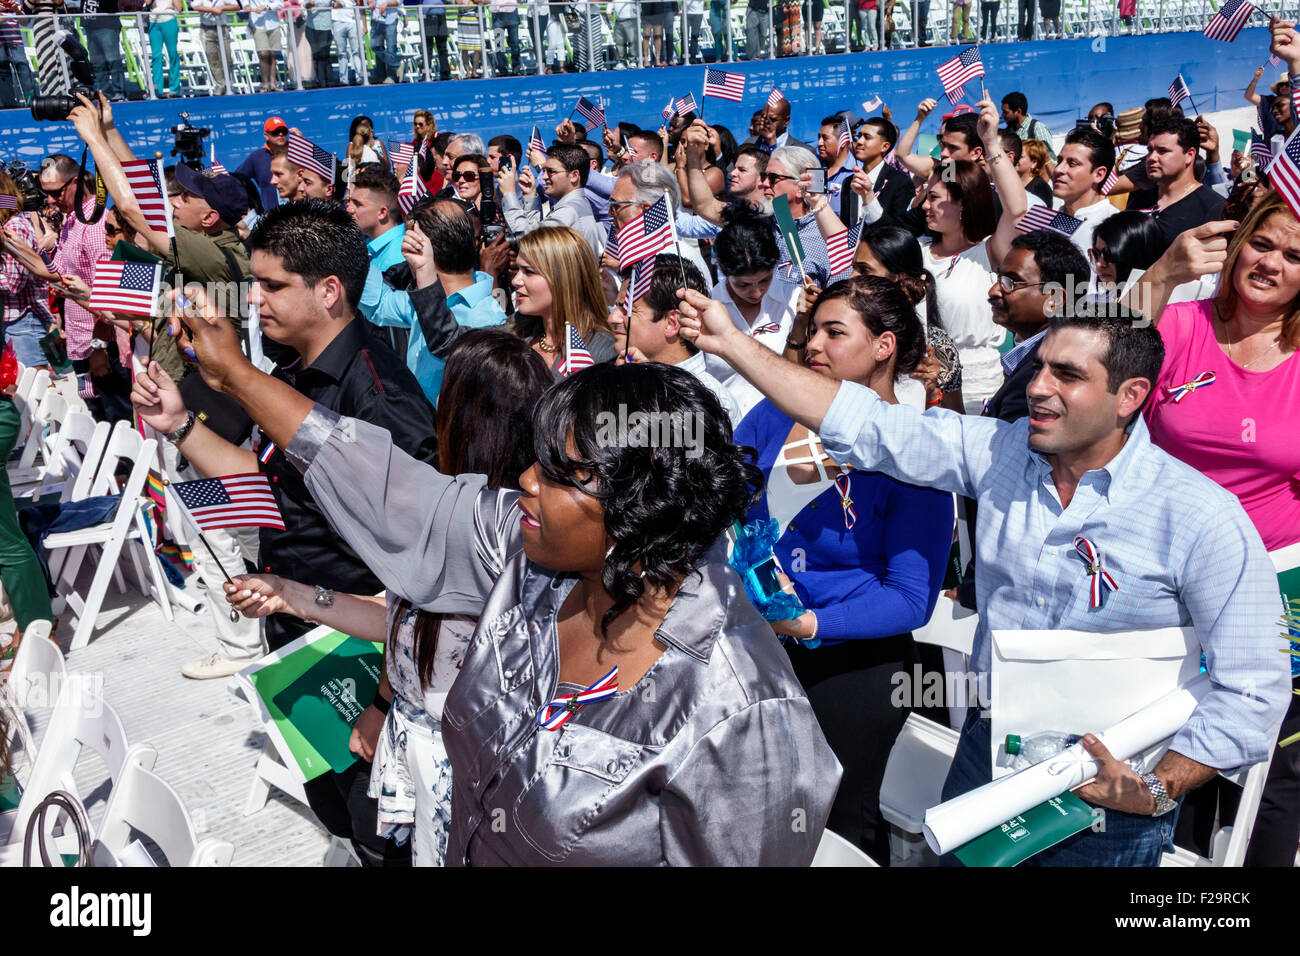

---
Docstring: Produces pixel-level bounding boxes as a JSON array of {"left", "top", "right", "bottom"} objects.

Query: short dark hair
[
  {"left": 716, "top": 201, "right": 780, "bottom": 275},
  {"left": 813, "top": 275, "right": 927, "bottom": 380},
  {"left": 820, "top": 114, "right": 843, "bottom": 131},
  {"left": 546, "top": 143, "right": 591, "bottom": 186},
  {"left": 1145, "top": 115, "right": 1199, "bottom": 152},
  {"left": 409, "top": 198, "right": 478, "bottom": 275},
  {"left": 942, "top": 112, "right": 982, "bottom": 153},
  {"left": 636, "top": 256, "right": 710, "bottom": 356},
  {"left": 432, "top": 131, "right": 453, "bottom": 155},
  {"left": 1002, "top": 91, "right": 1029, "bottom": 115},
  {"left": 1045, "top": 311, "right": 1165, "bottom": 417},
  {"left": 863, "top": 116, "right": 899, "bottom": 150},
  {"left": 1092, "top": 210, "right": 1165, "bottom": 285},
  {"left": 1064, "top": 126, "right": 1117, "bottom": 178},
  {"left": 998, "top": 130, "right": 1023, "bottom": 166},
  {"left": 628, "top": 130, "right": 662, "bottom": 159},
  {"left": 579, "top": 140, "right": 604, "bottom": 168},
  {"left": 736, "top": 144, "right": 770, "bottom": 174},
  {"left": 488, "top": 134, "right": 523, "bottom": 168},
  {"left": 1008, "top": 229, "right": 1091, "bottom": 296},
  {"left": 350, "top": 164, "right": 401, "bottom": 220},
  {"left": 249, "top": 199, "right": 369, "bottom": 310}
]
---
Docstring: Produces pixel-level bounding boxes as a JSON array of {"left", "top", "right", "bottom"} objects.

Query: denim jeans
[
  {"left": 856, "top": 8, "right": 879, "bottom": 48},
  {"left": 492, "top": 10, "right": 521, "bottom": 74},
  {"left": 369, "top": 17, "right": 400, "bottom": 82},
  {"left": 333, "top": 18, "right": 363, "bottom": 83},
  {"left": 0, "top": 43, "right": 35, "bottom": 108},
  {"left": 708, "top": 0, "right": 729, "bottom": 60},
  {"left": 980, "top": 0, "right": 1000, "bottom": 39},
  {"left": 148, "top": 18, "right": 180, "bottom": 94},
  {"left": 84, "top": 18, "right": 126, "bottom": 98},
  {"left": 914, "top": 0, "right": 931, "bottom": 43},
  {"left": 941, "top": 710, "right": 1180, "bottom": 866}
]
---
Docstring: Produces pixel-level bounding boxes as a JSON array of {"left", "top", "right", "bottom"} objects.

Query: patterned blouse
[{"left": 0, "top": 214, "right": 56, "bottom": 328}]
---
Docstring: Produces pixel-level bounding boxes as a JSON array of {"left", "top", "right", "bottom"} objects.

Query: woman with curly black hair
[
  {"left": 734, "top": 275, "right": 953, "bottom": 864},
  {"left": 201, "top": 311, "right": 840, "bottom": 865}
]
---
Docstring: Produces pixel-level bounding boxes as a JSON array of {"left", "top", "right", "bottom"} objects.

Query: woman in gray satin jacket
[{"left": 208, "top": 344, "right": 841, "bottom": 865}]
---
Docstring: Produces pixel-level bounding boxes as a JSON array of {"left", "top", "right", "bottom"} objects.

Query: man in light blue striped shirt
[{"left": 678, "top": 288, "right": 1290, "bottom": 865}]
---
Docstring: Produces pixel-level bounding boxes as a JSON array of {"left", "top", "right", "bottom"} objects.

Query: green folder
[
  {"left": 771, "top": 193, "right": 805, "bottom": 268},
  {"left": 109, "top": 239, "right": 166, "bottom": 266},
  {"left": 246, "top": 630, "right": 384, "bottom": 780},
  {"left": 955, "top": 791, "right": 1096, "bottom": 867},
  {"left": 1232, "top": 129, "right": 1251, "bottom": 154},
  {"left": 918, "top": 133, "right": 941, "bottom": 160}
]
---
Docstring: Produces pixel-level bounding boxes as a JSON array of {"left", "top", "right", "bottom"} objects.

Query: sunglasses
[
  {"left": 41, "top": 177, "right": 74, "bottom": 198},
  {"left": 104, "top": 223, "right": 121, "bottom": 236},
  {"left": 1087, "top": 246, "right": 1116, "bottom": 265},
  {"left": 268, "top": 128, "right": 288, "bottom": 136},
  {"left": 762, "top": 172, "right": 796, "bottom": 186},
  {"left": 452, "top": 170, "right": 479, "bottom": 182}
]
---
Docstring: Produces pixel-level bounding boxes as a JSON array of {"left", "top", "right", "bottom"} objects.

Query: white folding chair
[
  {"left": 912, "top": 596, "right": 979, "bottom": 731},
  {"left": 9, "top": 365, "right": 40, "bottom": 449},
  {"left": 1159, "top": 758, "right": 1276, "bottom": 867},
  {"left": 8, "top": 392, "right": 70, "bottom": 496},
  {"left": 5, "top": 672, "right": 142, "bottom": 847},
  {"left": 5, "top": 619, "right": 63, "bottom": 722},
  {"left": 94, "top": 743, "right": 235, "bottom": 867},
  {"left": 811, "top": 828, "right": 881, "bottom": 867},
  {"left": 7, "top": 370, "right": 56, "bottom": 480},
  {"left": 13, "top": 409, "right": 110, "bottom": 505},
  {"left": 46, "top": 420, "right": 173, "bottom": 650},
  {"left": 879, "top": 712, "right": 961, "bottom": 865}
]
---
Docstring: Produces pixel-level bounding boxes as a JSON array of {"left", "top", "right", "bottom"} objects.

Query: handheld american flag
[
  {"left": 1100, "top": 146, "right": 1130, "bottom": 196},
  {"left": 1168, "top": 74, "right": 1192, "bottom": 110},
  {"left": 837, "top": 117, "right": 852, "bottom": 153},
  {"left": 287, "top": 131, "right": 335, "bottom": 182},
  {"left": 575, "top": 96, "right": 607, "bottom": 130},
  {"left": 121, "top": 158, "right": 173, "bottom": 237},
  {"left": 556, "top": 324, "right": 595, "bottom": 376},
  {"left": 1250, "top": 129, "right": 1273, "bottom": 170},
  {"left": 615, "top": 194, "right": 674, "bottom": 271},
  {"left": 604, "top": 218, "right": 620, "bottom": 261},
  {"left": 937, "top": 46, "right": 985, "bottom": 104},
  {"left": 398, "top": 167, "right": 427, "bottom": 216},
  {"left": 861, "top": 95, "right": 883, "bottom": 113},
  {"left": 169, "top": 474, "right": 286, "bottom": 532},
  {"left": 626, "top": 257, "right": 655, "bottom": 315},
  {"left": 389, "top": 140, "right": 414, "bottom": 174},
  {"left": 528, "top": 125, "right": 547, "bottom": 159},
  {"left": 1202, "top": 0, "right": 1255, "bottom": 42},
  {"left": 662, "top": 97, "right": 678, "bottom": 123},
  {"left": 766, "top": 87, "right": 785, "bottom": 110},
  {"left": 1016, "top": 206, "right": 1084, "bottom": 237},
  {"left": 673, "top": 92, "right": 699, "bottom": 117},
  {"left": 1271, "top": 53, "right": 1282, "bottom": 67},
  {"left": 208, "top": 143, "right": 227, "bottom": 176},
  {"left": 825, "top": 229, "right": 856, "bottom": 276},
  {"left": 703, "top": 68, "right": 745, "bottom": 103},
  {"left": 1265, "top": 124, "right": 1300, "bottom": 222},
  {"left": 88, "top": 261, "right": 162, "bottom": 317}
]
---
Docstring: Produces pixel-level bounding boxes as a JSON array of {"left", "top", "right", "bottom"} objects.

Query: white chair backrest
[
  {"left": 54, "top": 412, "right": 112, "bottom": 503},
  {"left": 96, "top": 744, "right": 235, "bottom": 867},
  {"left": 811, "top": 828, "right": 881, "bottom": 867},
  {"left": 7, "top": 673, "right": 133, "bottom": 846},
  {"left": 6, "top": 620, "right": 64, "bottom": 715},
  {"left": 14, "top": 369, "right": 53, "bottom": 469}
]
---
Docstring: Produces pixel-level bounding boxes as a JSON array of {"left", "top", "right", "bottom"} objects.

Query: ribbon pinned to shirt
[
  {"left": 834, "top": 472, "right": 856, "bottom": 530},
  {"left": 1073, "top": 536, "right": 1118, "bottom": 609},
  {"left": 751, "top": 322, "right": 782, "bottom": 336},
  {"left": 536, "top": 666, "right": 619, "bottom": 731},
  {"left": 1166, "top": 370, "right": 1216, "bottom": 403}
]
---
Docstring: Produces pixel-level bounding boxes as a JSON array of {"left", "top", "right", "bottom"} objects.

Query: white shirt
[
  {"left": 919, "top": 237, "right": 1004, "bottom": 406},
  {"left": 1065, "top": 195, "right": 1119, "bottom": 262},
  {"left": 704, "top": 273, "right": 802, "bottom": 419}
]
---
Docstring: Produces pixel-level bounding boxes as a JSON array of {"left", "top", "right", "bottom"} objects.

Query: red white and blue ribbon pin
[
  {"left": 1166, "top": 370, "right": 1216, "bottom": 403},
  {"left": 1073, "top": 536, "right": 1118, "bottom": 609},
  {"left": 537, "top": 666, "right": 619, "bottom": 731},
  {"left": 834, "top": 472, "right": 856, "bottom": 530},
  {"left": 751, "top": 322, "right": 782, "bottom": 336},
  {"left": 259, "top": 440, "right": 276, "bottom": 465}
]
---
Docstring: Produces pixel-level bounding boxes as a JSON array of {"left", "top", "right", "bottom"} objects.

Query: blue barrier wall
[{"left": 2, "top": 29, "right": 1272, "bottom": 169}]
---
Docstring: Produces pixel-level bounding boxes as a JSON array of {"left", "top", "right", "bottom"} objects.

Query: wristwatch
[
  {"left": 166, "top": 410, "right": 197, "bottom": 445},
  {"left": 89, "top": 338, "right": 108, "bottom": 350},
  {"left": 1139, "top": 772, "right": 1178, "bottom": 816},
  {"left": 314, "top": 586, "right": 335, "bottom": 610}
]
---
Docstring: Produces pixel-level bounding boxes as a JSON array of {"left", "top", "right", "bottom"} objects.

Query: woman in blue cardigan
[{"left": 734, "top": 274, "right": 955, "bottom": 864}]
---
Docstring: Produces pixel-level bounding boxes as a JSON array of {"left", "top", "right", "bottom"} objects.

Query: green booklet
[
  {"left": 244, "top": 629, "right": 384, "bottom": 780},
  {"left": 955, "top": 791, "right": 1096, "bottom": 867}
]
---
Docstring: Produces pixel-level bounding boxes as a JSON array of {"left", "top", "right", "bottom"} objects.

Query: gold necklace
[
  {"left": 1225, "top": 320, "right": 1282, "bottom": 370},
  {"left": 536, "top": 335, "right": 559, "bottom": 353}
]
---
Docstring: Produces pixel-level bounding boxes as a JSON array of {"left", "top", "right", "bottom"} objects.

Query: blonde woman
[{"left": 510, "top": 226, "right": 616, "bottom": 375}]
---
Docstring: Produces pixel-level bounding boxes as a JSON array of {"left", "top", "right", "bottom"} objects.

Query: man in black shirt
[
  {"left": 1140, "top": 116, "right": 1224, "bottom": 254},
  {"left": 131, "top": 200, "right": 435, "bottom": 865}
]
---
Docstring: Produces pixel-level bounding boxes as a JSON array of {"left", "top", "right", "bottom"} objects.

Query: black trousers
[
  {"left": 302, "top": 758, "right": 412, "bottom": 866},
  {"left": 786, "top": 633, "right": 916, "bottom": 866}
]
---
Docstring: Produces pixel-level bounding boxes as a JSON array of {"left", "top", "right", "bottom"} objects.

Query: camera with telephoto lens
[
  {"left": 171, "top": 113, "right": 212, "bottom": 169},
  {"left": 30, "top": 31, "right": 97, "bottom": 121},
  {"left": 0, "top": 161, "right": 48, "bottom": 212}
]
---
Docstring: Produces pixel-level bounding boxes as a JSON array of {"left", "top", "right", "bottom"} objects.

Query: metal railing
[{"left": 0, "top": 0, "right": 1292, "bottom": 107}]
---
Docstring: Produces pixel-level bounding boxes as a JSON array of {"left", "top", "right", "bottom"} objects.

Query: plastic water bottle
[{"left": 1004, "top": 732, "right": 1081, "bottom": 771}]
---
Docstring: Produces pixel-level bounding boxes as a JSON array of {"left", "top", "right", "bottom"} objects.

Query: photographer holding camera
[{"left": 37, "top": 152, "right": 105, "bottom": 376}]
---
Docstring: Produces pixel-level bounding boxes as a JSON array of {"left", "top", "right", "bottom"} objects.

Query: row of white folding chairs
[{"left": 0, "top": 630, "right": 233, "bottom": 866}]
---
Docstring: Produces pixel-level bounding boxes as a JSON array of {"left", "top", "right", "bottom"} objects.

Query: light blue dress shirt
[
  {"left": 818, "top": 380, "right": 1290, "bottom": 773},
  {"left": 369, "top": 0, "right": 401, "bottom": 24}
]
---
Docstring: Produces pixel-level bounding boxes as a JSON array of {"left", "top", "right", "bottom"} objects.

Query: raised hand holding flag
[
  {"left": 937, "top": 45, "right": 985, "bottom": 104},
  {"left": 1202, "top": 0, "right": 1256, "bottom": 42},
  {"left": 703, "top": 68, "right": 745, "bottom": 103},
  {"left": 1168, "top": 73, "right": 1193, "bottom": 111}
]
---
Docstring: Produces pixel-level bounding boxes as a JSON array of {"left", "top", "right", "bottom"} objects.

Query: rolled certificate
[{"left": 923, "top": 674, "right": 1212, "bottom": 855}]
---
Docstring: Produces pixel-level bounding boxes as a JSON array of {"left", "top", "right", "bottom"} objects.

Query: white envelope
[{"left": 988, "top": 627, "right": 1202, "bottom": 779}]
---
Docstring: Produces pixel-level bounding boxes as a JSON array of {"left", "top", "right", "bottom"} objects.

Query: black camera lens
[{"left": 31, "top": 95, "right": 78, "bottom": 122}]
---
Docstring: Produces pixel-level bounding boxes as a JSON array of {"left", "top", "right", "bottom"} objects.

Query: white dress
[{"left": 919, "top": 237, "right": 1004, "bottom": 412}]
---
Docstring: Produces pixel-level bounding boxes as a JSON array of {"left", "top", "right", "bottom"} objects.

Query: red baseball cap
[
  {"left": 264, "top": 117, "right": 288, "bottom": 134},
  {"left": 942, "top": 104, "right": 976, "bottom": 121}
]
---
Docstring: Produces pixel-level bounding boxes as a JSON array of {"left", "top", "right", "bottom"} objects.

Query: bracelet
[
  {"left": 809, "top": 196, "right": 830, "bottom": 213},
  {"left": 986, "top": 151, "right": 1006, "bottom": 166},
  {"left": 371, "top": 692, "right": 391, "bottom": 715},
  {"left": 926, "top": 389, "right": 944, "bottom": 408},
  {"left": 166, "top": 410, "right": 197, "bottom": 446}
]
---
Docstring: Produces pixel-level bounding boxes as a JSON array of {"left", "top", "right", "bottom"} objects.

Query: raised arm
[
  {"left": 895, "top": 98, "right": 939, "bottom": 181},
  {"left": 1120, "top": 220, "right": 1236, "bottom": 323},
  {"left": 1245, "top": 65, "right": 1265, "bottom": 106},
  {"left": 979, "top": 92, "right": 1027, "bottom": 271}
]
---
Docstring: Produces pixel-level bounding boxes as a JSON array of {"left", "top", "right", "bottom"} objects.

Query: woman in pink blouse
[{"left": 1143, "top": 189, "right": 1299, "bottom": 867}]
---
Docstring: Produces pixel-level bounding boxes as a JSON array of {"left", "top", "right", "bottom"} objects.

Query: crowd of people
[
  {"left": 0, "top": 0, "right": 1193, "bottom": 106},
  {"left": 0, "top": 2, "right": 1297, "bottom": 868}
]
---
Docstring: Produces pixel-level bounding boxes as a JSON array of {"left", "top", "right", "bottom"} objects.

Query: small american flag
[
  {"left": 673, "top": 92, "right": 698, "bottom": 117},
  {"left": 1266, "top": 126, "right": 1300, "bottom": 221},
  {"left": 76, "top": 373, "right": 96, "bottom": 400},
  {"left": 389, "top": 141, "right": 414, "bottom": 173},
  {"left": 837, "top": 117, "right": 852, "bottom": 153},
  {"left": 398, "top": 167, "right": 427, "bottom": 216},
  {"left": 121, "top": 158, "right": 173, "bottom": 237},
  {"left": 575, "top": 96, "right": 606, "bottom": 131},
  {"left": 615, "top": 195, "right": 674, "bottom": 271},
  {"left": 287, "top": 131, "right": 335, "bottom": 182},
  {"left": 767, "top": 87, "right": 785, "bottom": 110},
  {"left": 556, "top": 324, "right": 594, "bottom": 376},
  {"left": 1202, "top": 0, "right": 1255, "bottom": 42},
  {"left": 703, "top": 68, "right": 745, "bottom": 103},
  {"left": 88, "top": 261, "right": 162, "bottom": 317},
  {"left": 529, "top": 124, "right": 547, "bottom": 158},
  {"left": 1250, "top": 129, "right": 1273, "bottom": 170},
  {"left": 170, "top": 473, "right": 286, "bottom": 532},
  {"left": 861, "top": 95, "right": 883, "bottom": 113},
  {"left": 604, "top": 218, "right": 620, "bottom": 261},
  {"left": 1168, "top": 74, "right": 1192, "bottom": 110},
  {"left": 937, "top": 46, "right": 985, "bottom": 104},
  {"left": 1016, "top": 206, "right": 1085, "bottom": 237},
  {"left": 209, "top": 143, "right": 227, "bottom": 176},
  {"left": 1100, "top": 146, "right": 1130, "bottom": 196},
  {"left": 825, "top": 229, "right": 856, "bottom": 275},
  {"left": 0, "top": 193, "right": 17, "bottom": 210},
  {"left": 627, "top": 257, "right": 654, "bottom": 314},
  {"left": 662, "top": 97, "right": 677, "bottom": 123}
]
